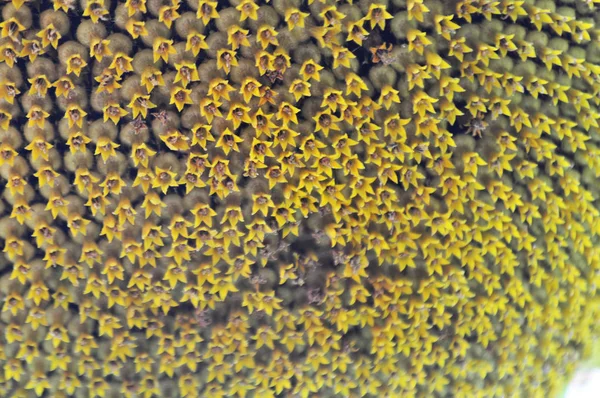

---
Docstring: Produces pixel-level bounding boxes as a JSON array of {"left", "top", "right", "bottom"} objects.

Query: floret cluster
[{"left": 1, "top": 0, "right": 600, "bottom": 396}]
